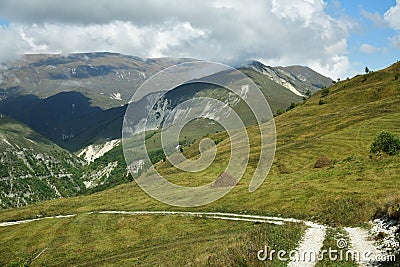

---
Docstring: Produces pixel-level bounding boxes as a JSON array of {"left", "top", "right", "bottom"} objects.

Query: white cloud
[
  {"left": 384, "top": 0, "right": 400, "bottom": 48},
  {"left": 384, "top": 0, "right": 400, "bottom": 30},
  {"left": 361, "top": 9, "right": 387, "bottom": 27},
  {"left": 0, "top": 27, "right": 29, "bottom": 62},
  {"left": 360, "top": 43, "right": 381, "bottom": 53},
  {"left": 0, "top": 0, "right": 353, "bottom": 78}
]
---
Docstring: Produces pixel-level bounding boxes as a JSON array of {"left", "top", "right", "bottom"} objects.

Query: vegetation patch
[
  {"left": 314, "top": 155, "right": 331, "bottom": 168},
  {"left": 370, "top": 131, "right": 400, "bottom": 156}
]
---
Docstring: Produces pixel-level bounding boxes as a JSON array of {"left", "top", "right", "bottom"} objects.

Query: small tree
[
  {"left": 321, "top": 87, "right": 330, "bottom": 97},
  {"left": 286, "top": 102, "right": 296, "bottom": 111},
  {"left": 370, "top": 131, "right": 400, "bottom": 155},
  {"left": 275, "top": 109, "right": 284, "bottom": 116},
  {"left": 365, "top": 66, "right": 370, "bottom": 74}
]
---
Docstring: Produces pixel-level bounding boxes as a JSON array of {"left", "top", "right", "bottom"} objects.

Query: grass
[
  {"left": 0, "top": 214, "right": 305, "bottom": 266},
  {"left": 315, "top": 228, "right": 358, "bottom": 267}
]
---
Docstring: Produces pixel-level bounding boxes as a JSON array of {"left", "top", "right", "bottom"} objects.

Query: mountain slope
[
  {"left": 0, "top": 114, "right": 85, "bottom": 208},
  {"left": 0, "top": 61, "right": 398, "bottom": 223},
  {"left": 248, "top": 60, "right": 333, "bottom": 95},
  {"left": 0, "top": 53, "right": 311, "bottom": 110},
  {"left": 0, "top": 54, "right": 303, "bottom": 152},
  {"left": 0, "top": 53, "right": 190, "bottom": 109},
  {"left": 0, "top": 91, "right": 125, "bottom": 151}
]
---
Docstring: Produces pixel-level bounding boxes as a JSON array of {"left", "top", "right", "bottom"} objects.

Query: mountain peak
[{"left": 245, "top": 60, "right": 333, "bottom": 96}]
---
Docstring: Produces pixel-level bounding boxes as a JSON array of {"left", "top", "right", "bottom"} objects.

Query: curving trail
[
  {"left": 1, "top": 210, "right": 383, "bottom": 266},
  {"left": 288, "top": 226, "right": 326, "bottom": 267},
  {"left": 345, "top": 227, "right": 383, "bottom": 267},
  {"left": 0, "top": 210, "right": 319, "bottom": 227},
  {"left": 0, "top": 214, "right": 76, "bottom": 226}
]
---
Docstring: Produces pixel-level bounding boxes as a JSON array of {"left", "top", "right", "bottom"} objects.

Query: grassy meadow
[{"left": 0, "top": 62, "right": 399, "bottom": 266}]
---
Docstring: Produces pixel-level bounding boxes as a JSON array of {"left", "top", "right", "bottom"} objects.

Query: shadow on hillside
[{"left": 0, "top": 91, "right": 126, "bottom": 152}]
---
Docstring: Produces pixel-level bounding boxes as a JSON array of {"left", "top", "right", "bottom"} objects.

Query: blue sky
[
  {"left": 325, "top": 0, "right": 400, "bottom": 76},
  {"left": 0, "top": 18, "right": 8, "bottom": 28},
  {"left": 0, "top": 0, "right": 399, "bottom": 79}
]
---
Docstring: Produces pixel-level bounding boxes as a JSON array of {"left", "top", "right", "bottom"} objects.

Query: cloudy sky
[{"left": 0, "top": 0, "right": 399, "bottom": 79}]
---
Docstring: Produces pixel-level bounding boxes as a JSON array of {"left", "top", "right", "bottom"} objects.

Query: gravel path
[
  {"left": 345, "top": 227, "right": 382, "bottom": 267},
  {"left": 3, "top": 210, "right": 386, "bottom": 266},
  {"left": 288, "top": 226, "right": 327, "bottom": 267}
]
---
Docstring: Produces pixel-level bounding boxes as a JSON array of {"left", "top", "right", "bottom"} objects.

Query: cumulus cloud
[
  {"left": 384, "top": 0, "right": 400, "bottom": 30},
  {"left": 0, "top": 0, "right": 353, "bottom": 78},
  {"left": 361, "top": 9, "right": 387, "bottom": 27},
  {"left": 360, "top": 43, "right": 382, "bottom": 53},
  {"left": 384, "top": 0, "right": 400, "bottom": 48}
]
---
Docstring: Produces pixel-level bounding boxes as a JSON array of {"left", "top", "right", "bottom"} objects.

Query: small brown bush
[{"left": 314, "top": 155, "right": 331, "bottom": 168}]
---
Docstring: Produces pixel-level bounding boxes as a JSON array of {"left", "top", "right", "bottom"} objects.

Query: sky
[{"left": 0, "top": 0, "right": 399, "bottom": 79}]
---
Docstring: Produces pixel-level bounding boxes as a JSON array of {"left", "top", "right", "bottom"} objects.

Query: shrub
[
  {"left": 314, "top": 155, "right": 331, "bottom": 168},
  {"left": 370, "top": 131, "right": 400, "bottom": 155},
  {"left": 321, "top": 88, "right": 330, "bottom": 97},
  {"left": 318, "top": 99, "right": 325, "bottom": 105},
  {"left": 394, "top": 73, "right": 399, "bottom": 81},
  {"left": 286, "top": 102, "right": 296, "bottom": 111}
]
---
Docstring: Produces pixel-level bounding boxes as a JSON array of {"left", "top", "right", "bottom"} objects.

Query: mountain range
[
  {"left": 0, "top": 53, "right": 332, "bottom": 152},
  {"left": 0, "top": 52, "right": 333, "bottom": 208}
]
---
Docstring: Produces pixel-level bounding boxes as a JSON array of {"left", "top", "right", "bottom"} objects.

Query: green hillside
[
  {"left": 0, "top": 62, "right": 398, "bottom": 266},
  {"left": 0, "top": 114, "right": 85, "bottom": 208},
  {"left": 0, "top": 61, "right": 397, "bottom": 221}
]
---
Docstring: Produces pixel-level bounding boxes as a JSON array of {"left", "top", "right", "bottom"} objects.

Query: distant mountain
[
  {"left": 247, "top": 60, "right": 333, "bottom": 96},
  {"left": 0, "top": 53, "right": 324, "bottom": 110},
  {"left": 0, "top": 53, "right": 304, "bottom": 152},
  {"left": 0, "top": 52, "right": 191, "bottom": 109},
  {"left": 0, "top": 114, "right": 85, "bottom": 208}
]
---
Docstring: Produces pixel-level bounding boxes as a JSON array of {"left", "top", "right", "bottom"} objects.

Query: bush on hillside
[
  {"left": 286, "top": 102, "right": 296, "bottom": 112},
  {"left": 314, "top": 155, "right": 331, "bottom": 168},
  {"left": 321, "top": 87, "right": 330, "bottom": 97},
  {"left": 275, "top": 109, "right": 285, "bottom": 116},
  {"left": 370, "top": 131, "right": 400, "bottom": 155}
]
